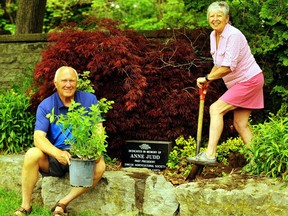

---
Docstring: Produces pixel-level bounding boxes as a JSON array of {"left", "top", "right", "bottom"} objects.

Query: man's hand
[
  {"left": 57, "top": 150, "right": 71, "bottom": 165},
  {"left": 34, "top": 130, "right": 71, "bottom": 165}
]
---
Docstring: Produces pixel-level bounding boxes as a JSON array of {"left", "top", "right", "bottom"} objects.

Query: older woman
[{"left": 188, "top": 1, "right": 264, "bottom": 165}]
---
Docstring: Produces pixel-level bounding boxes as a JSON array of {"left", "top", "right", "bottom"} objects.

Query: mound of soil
[
  {"left": 106, "top": 153, "right": 249, "bottom": 186},
  {"left": 161, "top": 153, "right": 248, "bottom": 185}
]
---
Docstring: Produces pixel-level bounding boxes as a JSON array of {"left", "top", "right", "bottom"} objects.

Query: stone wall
[
  {"left": 0, "top": 34, "right": 48, "bottom": 89},
  {"left": 1, "top": 155, "right": 288, "bottom": 216}
]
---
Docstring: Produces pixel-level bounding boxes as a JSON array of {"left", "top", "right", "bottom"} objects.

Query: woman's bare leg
[
  {"left": 205, "top": 99, "right": 237, "bottom": 158},
  {"left": 233, "top": 108, "right": 253, "bottom": 145}
]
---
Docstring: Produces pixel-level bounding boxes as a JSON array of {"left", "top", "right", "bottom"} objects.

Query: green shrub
[
  {"left": 167, "top": 135, "right": 245, "bottom": 177},
  {"left": 76, "top": 71, "right": 95, "bottom": 93},
  {"left": 217, "top": 137, "right": 244, "bottom": 165},
  {"left": 0, "top": 90, "right": 35, "bottom": 154},
  {"left": 167, "top": 135, "right": 206, "bottom": 176},
  {"left": 243, "top": 114, "right": 288, "bottom": 180}
]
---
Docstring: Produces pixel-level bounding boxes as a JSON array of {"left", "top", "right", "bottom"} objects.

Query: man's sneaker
[{"left": 187, "top": 152, "right": 217, "bottom": 166}]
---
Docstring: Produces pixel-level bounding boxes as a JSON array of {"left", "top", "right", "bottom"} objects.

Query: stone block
[
  {"left": 176, "top": 176, "right": 288, "bottom": 216},
  {"left": 42, "top": 168, "right": 179, "bottom": 216},
  {"left": 0, "top": 155, "right": 23, "bottom": 192}
]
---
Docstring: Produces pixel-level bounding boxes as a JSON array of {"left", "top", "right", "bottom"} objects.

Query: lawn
[
  {"left": 0, "top": 187, "right": 50, "bottom": 215},
  {"left": 0, "top": 187, "right": 96, "bottom": 216}
]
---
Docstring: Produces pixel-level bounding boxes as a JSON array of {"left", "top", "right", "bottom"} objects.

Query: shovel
[{"left": 186, "top": 87, "right": 207, "bottom": 180}]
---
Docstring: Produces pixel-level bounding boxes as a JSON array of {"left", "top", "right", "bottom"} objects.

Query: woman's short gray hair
[
  {"left": 54, "top": 66, "right": 79, "bottom": 81},
  {"left": 207, "top": 1, "right": 230, "bottom": 20}
]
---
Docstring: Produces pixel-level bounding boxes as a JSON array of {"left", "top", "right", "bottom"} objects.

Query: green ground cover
[{"left": 0, "top": 187, "right": 96, "bottom": 216}]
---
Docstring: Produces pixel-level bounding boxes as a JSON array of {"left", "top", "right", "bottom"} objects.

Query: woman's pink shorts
[{"left": 220, "top": 73, "right": 264, "bottom": 109}]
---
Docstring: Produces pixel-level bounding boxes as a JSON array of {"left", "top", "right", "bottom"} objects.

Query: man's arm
[{"left": 34, "top": 130, "right": 71, "bottom": 165}]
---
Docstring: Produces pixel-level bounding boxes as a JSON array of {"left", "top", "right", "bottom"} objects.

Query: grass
[
  {"left": 0, "top": 187, "right": 51, "bottom": 216},
  {"left": 0, "top": 187, "right": 99, "bottom": 216}
]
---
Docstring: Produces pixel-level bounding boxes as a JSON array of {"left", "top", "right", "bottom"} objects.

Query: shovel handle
[
  {"left": 186, "top": 87, "right": 208, "bottom": 180},
  {"left": 199, "top": 87, "right": 207, "bottom": 100},
  {"left": 186, "top": 86, "right": 208, "bottom": 180},
  {"left": 196, "top": 87, "right": 207, "bottom": 155}
]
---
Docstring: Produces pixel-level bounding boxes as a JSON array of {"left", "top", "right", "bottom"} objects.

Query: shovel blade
[{"left": 185, "top": 164, "right": 204, "bottom": 180}]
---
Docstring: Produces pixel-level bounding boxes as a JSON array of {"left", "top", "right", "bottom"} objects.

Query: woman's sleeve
[{"left": 221, "top": 33, "right": 244, "bottom": 71}]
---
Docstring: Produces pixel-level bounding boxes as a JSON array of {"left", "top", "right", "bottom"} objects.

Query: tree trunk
[{"left": 15, "top": 0, "right": 47, "bottom": 34}]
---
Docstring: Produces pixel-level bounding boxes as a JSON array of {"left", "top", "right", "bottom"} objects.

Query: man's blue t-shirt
[{"left": 35, "top": 90, "right": 98, "bottom": 150}]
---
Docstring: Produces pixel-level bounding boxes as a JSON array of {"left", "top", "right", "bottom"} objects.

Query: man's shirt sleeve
[{"left": 35, "top": 99, "right": 50, "bottom": 132}]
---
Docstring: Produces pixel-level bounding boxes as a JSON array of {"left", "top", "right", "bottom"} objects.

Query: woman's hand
[{"left": 197, "top": 77, "right": 209, "bottom": 88}]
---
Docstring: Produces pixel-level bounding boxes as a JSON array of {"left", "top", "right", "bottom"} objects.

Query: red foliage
[{"left": 31, "top": 19, "right": 234, "bottom": 159}]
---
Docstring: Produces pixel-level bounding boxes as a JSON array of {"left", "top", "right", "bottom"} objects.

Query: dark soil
[
  {"left": 107, "top": 153, "right": 250, "bottom": 186},
  {"left": 160, "top": 153, "right": 249, "bottom": 185}
]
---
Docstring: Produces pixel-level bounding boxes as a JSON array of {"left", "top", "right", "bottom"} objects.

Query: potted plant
[{"left": 46, "top": 98, "right": 114, "bottom": 187}]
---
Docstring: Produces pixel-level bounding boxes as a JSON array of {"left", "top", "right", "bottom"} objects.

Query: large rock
[
  {"left": 143, "top": 174, "right": 178, "bottom": 216},
  {"left": 0, "top": 155, "right": 23, "bottom": 192},
  {"left": 0, "top": 155, "right": 42, "bottom": 204},
  {"left": 176, "top": 175, "right": 288, "bottom": 216},
  {"left": 41, "top": 168, "right": 179, "bottom": 216}
]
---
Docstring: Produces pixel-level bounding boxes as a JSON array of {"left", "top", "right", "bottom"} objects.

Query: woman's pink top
[{"left": 210, "top": 23, "right": 262, "bottom": 89}]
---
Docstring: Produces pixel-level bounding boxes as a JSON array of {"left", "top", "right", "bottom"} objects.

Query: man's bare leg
[
  {"left": 52, "top": 157, "right": 106, "bottom": 215},
  {"left": 15, "top": 147, "right": 49, "bottom": 215}
]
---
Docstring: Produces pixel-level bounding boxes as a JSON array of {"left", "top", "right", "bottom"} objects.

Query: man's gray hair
[
  {"left": 207, "top": 1, "right": 230, "bottom": 20},
  {"left": 54, "top": 66, "right": 79, "bottom": 81}
]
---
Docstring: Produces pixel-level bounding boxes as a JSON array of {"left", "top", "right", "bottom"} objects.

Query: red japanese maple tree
[{"left": 31, "top": 18, "right": 233, "bottom": 158}]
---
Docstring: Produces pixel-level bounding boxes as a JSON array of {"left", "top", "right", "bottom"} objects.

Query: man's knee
[
  {"left": 97, "top": 159, "right": 106, "bottom": 174},
  {"left": 94, "top": 159, "right": 106, "bottom": 178},
  {"left": 25, "top": 147, "right": 43, "bottom": 157},
  {"left": 24, "top": 147, "right": 46, "bottom": 163}
]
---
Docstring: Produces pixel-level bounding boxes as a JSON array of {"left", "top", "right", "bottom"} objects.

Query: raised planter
[{"left": 1, "top": 155, "right": 288, "bottom": 216}]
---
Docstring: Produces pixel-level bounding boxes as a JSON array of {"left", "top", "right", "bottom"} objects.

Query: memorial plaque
[{"left": 122, "top": 140, "right": 172, "bottom": 171}]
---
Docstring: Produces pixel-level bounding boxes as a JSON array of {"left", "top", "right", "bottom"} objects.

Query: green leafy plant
[
  {"left": 46, "top": 98, "right": 114, "bottom": 160},
  {"left": 44, "top": 0, "right": 92, "bottom": 33},
  {"left": 167, "top": 135, "right": 206, "bottom": 176},
  {"left": 77, "top": 71, "right": 95, "bottom": 93},
  {"left": 243, "top": 114, "right": 288, "bottom": 180},
  {"left": 90, "top": 0, "right": 201, "bottom": 30},
  {"left": 166, "top": 135, "right": 245, "bottom": 178},
  {"left": 217, "top": 137, "right": 244, "bottom": 165},
  {"left": 243, "top": 82, "right": 288, "bottom": 179},
  {"left": 168, "top": 135, "right": 195, "bottom": 169},
  {"left": 0, "top": 1, "right": 17, "bottom": 34},
  {"left": 0, "top": 90, "right": 35, "bottom": 154}
]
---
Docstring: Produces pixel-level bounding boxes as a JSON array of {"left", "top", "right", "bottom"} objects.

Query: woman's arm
[
  {"left": 197, "top": 65, "right": 231, "bottom": 88},
  {"left": 207, "top": 66, "right": 231, "bottom": 81}
]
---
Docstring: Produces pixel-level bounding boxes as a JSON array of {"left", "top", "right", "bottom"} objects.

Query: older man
[{"left": 14, "top": 66, "right": 106, "bottom": 216}]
